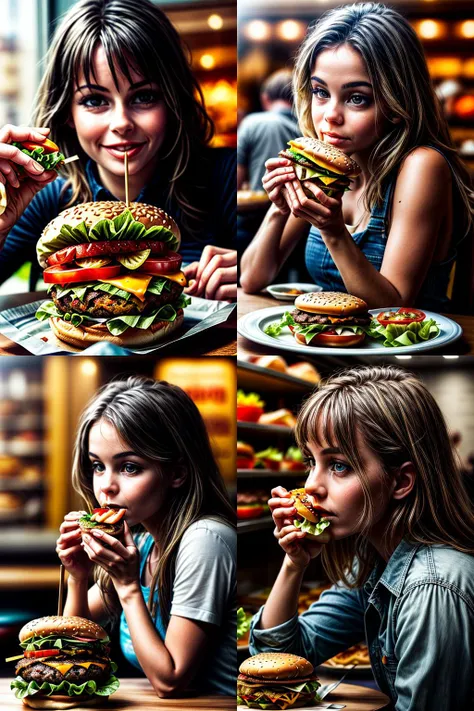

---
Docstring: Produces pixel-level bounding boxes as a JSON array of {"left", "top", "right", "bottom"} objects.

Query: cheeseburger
[
  {"left": 13, "top": 139, "right": 65, "bottom": 175},
  {"left": 78, "top": 505, "right": 126, "bottom": 537},
  {"left": 266, "top": 292, "right": 371, "bottom": 348},
  {"left": 280, "top": 137, "right": 361, "bottom": 198},
  {"left": 238, "top": 652, "right": 321, "bottom": 709},
  {"left": 290, "top": 488, "right": 331, "bottom": 542},
  {"left": 35, "top": 201, "right": 188, "bottom": 349},
  {"left": 8, "top": 616, "right": 119, "bottom": 709}
]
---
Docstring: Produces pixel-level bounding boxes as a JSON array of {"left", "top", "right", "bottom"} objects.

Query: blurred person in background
[
  {"left": 0, "top": 0, "right": 236, "bottom": 302},
  {"left": 237, "top": 69, "right": 299, "bottom": 256},
  {"left": 56, "top": 376, "right": 236, "bottom": 697},
  {"left": 251, "top": 365, "right": 474, "bottom": 711},
  {"left": 241, "top": 3, "right": 474, "bottom": 311}
]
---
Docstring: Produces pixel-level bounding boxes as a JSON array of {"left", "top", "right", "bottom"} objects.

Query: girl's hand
[
  {"left": 56, "top": 511, "right": 93, "bottom": 582},
  {"left": 262, "top": 157, "right": 296, "bottom": 215},
  {"left": 269, "top": 486, "right": 324, "bottom": 572},
  {"left": 81, "top": 520, "right": 139, "bottom": 592},
  {"left": 183, "top": 245, "right": 237, "bottom": 301},
  {"left": 284, "top": 180, "right": 346, "bottom": 239},
  {"left": 0, "top": 125, "right": 58, "bottom": 242}
]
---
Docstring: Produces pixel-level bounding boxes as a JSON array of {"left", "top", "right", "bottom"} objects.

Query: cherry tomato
[
  {"left": 237, "top": 405, "right": 264, "bottom": 423},
  {"left": 43, "top": 264, "right": 121, "bottom": 284},
  {"left": 137, "top": 253, "right": 182, "bottom": 275},
  {"left": 377, "top": 307, "right": 426, "bottom": 326}
]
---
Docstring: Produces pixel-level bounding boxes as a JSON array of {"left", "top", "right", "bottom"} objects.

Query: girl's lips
[
  {"left": 323, "top": 134, "right": 349, "bottom": 147},
  {"left": 103, "top": 143, "right": 145, "bottom": 160}
]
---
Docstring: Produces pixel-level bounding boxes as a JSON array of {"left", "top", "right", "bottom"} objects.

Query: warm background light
[
  {"left": 200, "top": 53, "right": 216, "bottom": 69},
  {"left": 245, "top": 20, "right": 271, "bottom": 41},
  {"left": 459, "top": 20, "right": 474, "bottom": 39},
  {"left": 208, "top": 13, "right": 223, "bottom": 30},
  {"left": 80, "top": 360, "right": 97, "bottom": 377},
  {"left": 276, "top": 20, "right": 305, "bottom": 42},
  {"left": 417, "top": 19, "right": 443, "bottom": 40},
  {"left": 427, "top": 57, "right": 463, "bottom": 78}
]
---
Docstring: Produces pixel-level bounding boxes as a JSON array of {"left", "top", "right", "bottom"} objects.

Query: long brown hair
[
  {"left": 32, "top": 0, "right": 214, "bottom": 235},
  {"left": 72, "top": 376, "right": 235, "bottom": 627},
  {"left": 296, "top": 365, "right": 474, "bottom": 588},
  {"left": 293, "top": 2, "right": 474, "bottom": 238}
]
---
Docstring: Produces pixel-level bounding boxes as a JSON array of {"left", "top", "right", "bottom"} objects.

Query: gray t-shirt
[{"left": 237, "top": 109, "right": 300, "bottom": 191}]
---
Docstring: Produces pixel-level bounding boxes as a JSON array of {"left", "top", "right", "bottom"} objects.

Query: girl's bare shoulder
[{"left": 398, "top": 146, "right": 451, "bottom": 184}]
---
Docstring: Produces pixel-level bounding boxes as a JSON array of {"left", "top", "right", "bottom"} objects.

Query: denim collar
[
  {"left": 364, "top": 539, "right": 422, "bottom": 600},
  {"left": 85, "top": 159, "right": 162, "bottom": 203}
]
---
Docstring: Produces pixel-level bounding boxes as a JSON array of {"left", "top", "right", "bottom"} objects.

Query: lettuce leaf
[
  {"left": 12, "top": 143, "right": 65, "bottom": 172},
  {"left": 237, "top": 608, "right": 252, "bottom": 640},
  {"left": 294, "top": 517, "right": 330, "bottom": 536},
  {"left": 47, "top": 277, "right": 177, "bottom": 304},
  {"left": 265, "top": 312, "right": 368, "bottom": 344},
  {"left": 21, "top": 634, "right": 110, "bottom": 651},
  {"left": 11, "top": 670, "right": 119, "bottom": 700},
  {"left": 367, "top": 318, "right": 440, "bottom": 347}
]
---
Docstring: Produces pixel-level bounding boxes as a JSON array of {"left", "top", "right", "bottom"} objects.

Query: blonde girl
[
  {"left": 241, "top": 3, "right": 474, "bottom": 312},
  {"left": 56, "top": 376, "right": 236, "bottom": 697},
  {"left": 250, "top": 365, "right": 474, "bottom": 710}
]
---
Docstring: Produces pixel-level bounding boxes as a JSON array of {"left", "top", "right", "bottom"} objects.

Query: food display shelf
[
  {"left": 237, "top": 362, "right": 315, "bottom": 394},
  {"left": 237, "top": 422, "right": 294, "bottom": 437},
  {"left": 237, "top": 516, "right": 274, "bottom": 533},
  {"left": 238, "top": 468, "right": 305, "bottom": 479}
]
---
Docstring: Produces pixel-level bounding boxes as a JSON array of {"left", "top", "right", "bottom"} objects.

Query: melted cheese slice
[
  {"left": 99, "top": 273, "right": 152, "bottom": 302},
  {"left": 319, "top": 175, "right": 342, "bottom": 186},
  {"left": 288, "top": 143, "right": 345, "bottom": 175},
  {"left": 42, "top": 660, "right": 107, "bottom": 675},
  {"left": 154, "top": 270, "right": 186, "bottom": 287}
]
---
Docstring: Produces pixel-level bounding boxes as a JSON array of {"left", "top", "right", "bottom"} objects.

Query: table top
[
  {"left": 238, "top": 288, "right": 474, "bottom": 357},
  {"left": 0, "top": 678, "right": 236, "bottom": 710},
  {"left": 0, "top": 292, "right": 236, "bottom": 357}
]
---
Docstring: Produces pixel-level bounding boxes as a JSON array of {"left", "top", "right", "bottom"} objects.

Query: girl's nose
[
  {"left": 324, "top": 100, "right": 343, "bottom": 125},
  {"left": 109, "top": 104, "right": 134, "bottom": 133},
  {"left": 305, "top": 473, "right": 327, "bottom": 499}
]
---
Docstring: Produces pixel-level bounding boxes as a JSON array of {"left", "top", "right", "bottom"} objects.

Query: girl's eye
[
  {"left": 78, "top": 94, "right": 107, "bottom": 108},
  {"left": 122, "top": 462, "right": 142, "bottom": 475},
  {"left": 91, "top": 461, "right": 105, "bottom": 473},
  {"left": 311, "top": 87, "right": 329, "bottom": 99},
  {"left": 329, "top": 460, "right": 350, "bottom": 475},
  {"left": 132, "top": 90, "right": 160, "bottom": 105},
  {"left": 349, "top": 94, "right": 370, "bottom": 106}
]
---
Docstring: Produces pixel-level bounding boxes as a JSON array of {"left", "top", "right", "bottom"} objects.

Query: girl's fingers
[
  {"left": 263, "top": 171, "right": 295, "bottom": 194},
  {"left": 89, "top": 529, "right": 129, "bottom": 557},
  {"left": 271, "top": 486, "right": 290, "bottom": 498},
  {"left": 213, "top": 282, "right": 237, "bottom": 302},
  {"left": 204, "top": 264, "right": 237, "bottom": 301},
  {"left": 0, "top": 124, "right": 50, "bottom": 144},
  {"left": 271, "top": 505, "right": 296, "bottom": 521},
  {"left": 279, "top": 530, "right": 306, "bottom": 549},
  {"left": 264, "top": 157, "right": 291, "bottom": 170},
  {"left": 0, "top": 160, "right": 20, "bottom": 188},
  {"left": 56, "top": 543, "right": 82, "bottom": 558},
  {"left": 304, "top": 181, "right": 343, "bottom": 206},
  {"left": 82, "top": 535, "right": 122, "bottom": 566}
]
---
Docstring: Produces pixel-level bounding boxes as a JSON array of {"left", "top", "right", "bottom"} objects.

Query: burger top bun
[
  {"left": 294, "top": 291, "right": 368, "bottom": 316},
  {"left": 19, "top": 615, "right": 108, "bottom": 644},
  {"left": 37, "top": 201, "right": 181, "bottom": 267},
  {"left": 289, "top": 137, "right": 361, "bottom": 177},
  {"left": 290, "top": 488, "right": 318, "bottom": 523},
  {"left": 240, "top": 652, "right": 314, "bottom": 680},
  {"left": 237, "top": 441, "right": 255, "bottom": 457}
]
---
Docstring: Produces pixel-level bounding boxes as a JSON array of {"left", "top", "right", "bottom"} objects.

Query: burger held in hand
[
  {"left": 13, "top": 139, "right": 66, "bottom": 176},
  {"left": 35, "top": 201, "right": 188, "bottom": 349},
  {"left": 279, "top": 136, "right": 361, "bottom": 199},
  {"left": 78, "top": 505, "right": 127, "bottom": 537},
  {"left": 8, "top": 616, "right": 119, "bottom": 709},
  {"left": 237, "top": 652, "right": 321, "bottom": 709},
  {"left": 290, "top": 488, "right": 332, "bottom": 542},
  {"left": 266, "top": 292, "right": 372, "bottom": 348}
]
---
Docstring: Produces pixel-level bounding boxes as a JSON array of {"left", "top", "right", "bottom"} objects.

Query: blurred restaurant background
[
  {"left": 237, "top": 354, "right": 474, "bottom": 685},
  {"left": 0, "top": 356, "right": 235, "bottom": 679},
  {"left": 237, "top": 0, "right": 474, "bottom": 288},
  {"left": 0, "top": 0, "right": 236, "bottom": 293}
]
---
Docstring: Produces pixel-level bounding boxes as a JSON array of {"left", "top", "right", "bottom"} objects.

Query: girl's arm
[
  {"left": 63, "top": 580, "right": 110, "bottom": 624},
  {"left": 261, "top": 556, "right": 306, "bottom": 629},
  {"left": 240, "top": 205, "right": 309, "bottom": 293}
]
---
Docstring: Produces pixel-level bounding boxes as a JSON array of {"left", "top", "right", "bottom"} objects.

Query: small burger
[
  {"left": 265, "top": 292, "right": 372, "bottom": 348},
  {"left": 237, "top": 491, "right": 269, "bottom": 520},
  {"left": 290, "top": 488, "right": 331, "bottom": 542},
  {"left": 281, "top": 447, "right": 306, "bottom": 472},
  {"left": 13, "top": 139, "right": 66, "bottom": 175},
  {"left": 8, "top": 615, "right": 119, "bottom": 709},
  {"left": 35, "top": 201, "right": 188, "bottom": 349},
  {"left": 279, "top": 137, "right": 361, "bottom": 198},
  {"left": 237, "top": 442, "right": 255, "bottom": 470},
  {"left": 78, "top": 505, "right": 127, "bottom": 537},
  {"left": 237, "top": 652, "right": 321, "bottom": 709}
]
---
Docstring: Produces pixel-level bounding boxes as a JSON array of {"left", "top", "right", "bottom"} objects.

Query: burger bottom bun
[
  {"left": 305, "top": 531, "right": 331, "bottom": 543},
  {"left": 79, "top": 521, "right": 123, "bottom": 537},
  {"left": 22, "top": 694, "right": 106, "bottom": 709},
  {"left": 294, "top": 331, "right": 366, "bottom": 348},
  {"left": 50, "top": 313, "right": 184, "bottom": 350}
]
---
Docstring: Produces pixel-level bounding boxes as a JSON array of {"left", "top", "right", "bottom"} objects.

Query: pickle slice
[
  {"left": 116, "top": 249, "right": 151, "bottom": 270},
  {"left": 76, "top": 256, "right": 112, "bottom": 268}
]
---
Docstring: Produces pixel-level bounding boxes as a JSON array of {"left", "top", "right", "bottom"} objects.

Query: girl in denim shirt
[
  {"left": 250, "top": 365, "right": 474, "bottom": 711},
  {"left": 240, "top": 3, "right": 474, "bottom": 312}
]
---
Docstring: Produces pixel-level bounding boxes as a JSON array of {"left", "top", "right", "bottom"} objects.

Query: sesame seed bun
[
  {"left": 288, "top": 137, "right": 361, "bottom": 177},
  {"left": 19, "top": 616, "right": 108, "bottom": 644},
  {"left": 294, "top": 291, "right": 368, "bottom": 316},
  {"left": 239, "top": 653, "right": 314, "bottom": 681}
]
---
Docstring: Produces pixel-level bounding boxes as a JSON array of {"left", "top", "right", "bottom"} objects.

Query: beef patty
[
  {"left": 15, "top": 657, "right": 110, "bottom": 685},
  {"left": 291, "top": 309, "right": 371, "bottom": 326}
]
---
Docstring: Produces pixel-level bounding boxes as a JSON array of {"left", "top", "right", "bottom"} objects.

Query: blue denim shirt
[
  {"left": 305, "top": 146, "right": 458, "bottom": 313},
  {"left": 250, "top": 540, "right": 474, "bottom": 711}
]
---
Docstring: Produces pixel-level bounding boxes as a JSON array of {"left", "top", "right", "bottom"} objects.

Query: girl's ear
[
  {"left": 391, "top": 462, "right": 416, "bottom": 500},
  {"left": 390, "top": 115, "right": 402, "bottom": 124},
  {"left": 170, "top": 465, "right": 187, "bottom": 489}
]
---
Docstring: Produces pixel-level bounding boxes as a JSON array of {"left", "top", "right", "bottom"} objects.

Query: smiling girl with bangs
[
  {"left": 0, "top": 0, "right": 236, "bottom": 301},
  {"left": 241, "top": 2, "right": 474, "bottom": 312},
  {"left": 250, "top": 365, "right": 474, "bottom": 710},
  {"left": 55, "top": 376, "right": 236, "bottom": 697}
]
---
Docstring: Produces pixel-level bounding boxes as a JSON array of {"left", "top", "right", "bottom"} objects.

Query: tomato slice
[
  {"left": 377, "top": 307, "right": 426, "bottom": 326},
  {"left": 92, "top": 508, "right": 109, "bottom": 515},
  {"left": 137, "top": 253, "right": 182, "bottom": 275},
  {"left": 21, "top": 138, "right": 60, "bottom": 154},
  {"left": 237, "top": 505, "right": 265, "bottom": 520},
  {"left": 43, "top": 264, "right": 121, "bottom": 284},
  {"left": 237, "top": 404, "right": 264, "bottom": 423},
  {"left": 25, "top": 649, "right": 60, "bottom": 658}
]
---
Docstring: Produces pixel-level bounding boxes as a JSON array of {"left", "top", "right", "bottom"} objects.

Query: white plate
[
  {"left": 238, "top": 306, "right": 462, "bottom": 355},
  {"left": 266, "top": 283, "right": 322, "bottom": 302}
]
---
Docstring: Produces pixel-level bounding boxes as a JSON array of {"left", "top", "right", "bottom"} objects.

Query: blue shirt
[
  {"left": 305, "top": 146, "right": 460, "bottom": 313},
  {"left": 250, "top": 540, "right": 474, "bottom": 711},
  {"left": 121, "top": 520, "right": 237, "bottom": 697},
  {"left": 0, "top": 147, "right": 236, "bottom": 289}
]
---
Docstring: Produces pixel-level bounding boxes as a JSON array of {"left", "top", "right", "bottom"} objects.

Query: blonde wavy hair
[
  {"left": 295, "top": 365, "right": 474, "bottom": 588},
  {"left": 293, "top": 2, "right": 474, "bottom": 237},
  {"left": 72, "top": 376, "right": 235, "bottom": 628},
  {"left": 32, "top": 0, "right": 214, "bottom": 234}
]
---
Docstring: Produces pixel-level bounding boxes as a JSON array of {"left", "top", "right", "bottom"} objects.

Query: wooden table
[
  {"left": 238, "top": 288, "right": 474, "bottom": 357},
  {"left": 0, "top": 292, "right": 236, "bottom": 357},
  {"left": 0, "top": 678, "right": 235, "bottom": 710}
]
